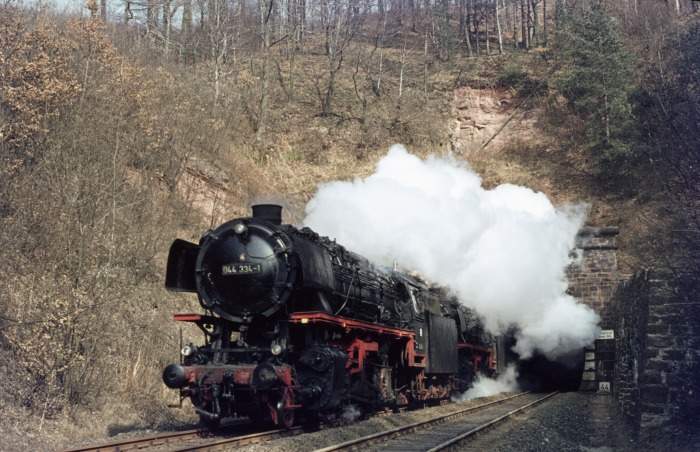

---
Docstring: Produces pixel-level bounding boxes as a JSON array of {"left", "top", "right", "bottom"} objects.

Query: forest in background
[{"left": 0, "top": 0, "right": 698, "bottom": 447}]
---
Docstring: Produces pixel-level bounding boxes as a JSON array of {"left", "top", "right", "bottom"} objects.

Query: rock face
[{"left": 450, "top": 87, "right": 538, "bottom": 155}]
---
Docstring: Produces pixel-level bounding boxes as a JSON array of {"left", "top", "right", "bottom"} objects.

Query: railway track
[
  {"left": 314, "top": 391, "right": 559, "bottom": 452},
  {"left": 62, "top": 392, "right": 556, "bottom": 451},
  {"left": 61, "top": 422, "right": 305, "bottom": 452}
]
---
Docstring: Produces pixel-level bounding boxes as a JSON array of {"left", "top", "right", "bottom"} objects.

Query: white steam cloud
[
  {"left": 452, "top": 365, "right": 520, "bottom": 402},
  {"left": 303, "top": 144, "right": 599, "bottom": 359},
  {"left": 340, "top": 404, "right": 362, "bottom": 423}
]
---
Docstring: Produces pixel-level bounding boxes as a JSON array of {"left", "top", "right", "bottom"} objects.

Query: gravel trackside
[{"left": 236, "top": 392, "right": 699, "bottom": 452}]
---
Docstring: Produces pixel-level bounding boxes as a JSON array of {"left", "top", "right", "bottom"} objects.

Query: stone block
[
  {"left": 646, "top": 335, "right": 675, "bottom": 348},
  {"left": 670, "top": 324, "right": 691, "bottom": 336},
  {"left": 642, "top": 372, "right": 662, "bottom": 385},
  {"left": 596, "top": 350, "right": 616, "bottom": 360},
  {"left": 665, "top": 350, "right": 687, "bottom": 360},
  {"left": 641, "top": 404, "right": 666, "bottom": 415},
  {"left": 646, "top": 324, "right": 670, "bottom": 335},
  {"left": 645, "top": 360, "right": 670, "bottom": 372},
  {"left": 642, "top": 385, "right": 669, "bottom": 404}
]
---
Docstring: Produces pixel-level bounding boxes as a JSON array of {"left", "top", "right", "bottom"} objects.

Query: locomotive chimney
[{"left": 252, "top": 204, "right": 283, "bottom": 225}]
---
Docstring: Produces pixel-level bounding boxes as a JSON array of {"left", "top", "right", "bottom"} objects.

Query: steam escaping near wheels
[
  {"left": 452, "top": 365, "right": 520, "bottom": 402},
  {"left": 304, "top": 144, "right": 599, "bottom": 361},
  {"left": 341, "top": 404, "right": 362, "bottom": 423}
]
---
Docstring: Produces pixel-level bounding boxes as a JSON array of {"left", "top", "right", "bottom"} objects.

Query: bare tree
[
  {"left": 182, "top": 0, "right": 193, "bottom": 36},
  {"left": 207, "top": 0, "right": 238, "bottom": 108},
  {"left": 256, "top": 0, "right": 274, "bottom": 144},
  {"left": 520, "top": 0, "right": 528, "bottom": 49},
  {"left": 286, "top": 0, "right": 303, "bottom": 103},
  {"left": 530, "top": 0, "right": 538, "bottom": 47},
  {"left": 462, "top": 0, "right": 473, "bottom": 57},
  {"left": 485, "top": 1, "right": 490, "bottom": 55},
  {"left": 495, "top": 0, "right": 503, "bottom": 54},
  {"left": 317, "top": 0, "right": 359, "bottom": 114}
]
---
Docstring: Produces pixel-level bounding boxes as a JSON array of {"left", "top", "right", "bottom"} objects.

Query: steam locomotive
[{"left": 162, "top": 205, "right": 500, "bottom": 428}]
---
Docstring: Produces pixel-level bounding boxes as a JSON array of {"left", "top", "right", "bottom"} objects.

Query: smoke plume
[
  {"left": 303, "top": 145, "right": 599, "bottom": 359},
  {"left": 452, "top": 365, "right": 520, "bottom": 402}
]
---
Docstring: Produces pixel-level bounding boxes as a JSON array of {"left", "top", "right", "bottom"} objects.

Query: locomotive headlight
[
  {"left": 233, "top": 223, "right": 247, "bottom": 235},
  {"left": 181, "top": 345, "right": 196, "bottom": 357},
  {"left": 271, "top": 343, "right": 285, "bottom": 356}
]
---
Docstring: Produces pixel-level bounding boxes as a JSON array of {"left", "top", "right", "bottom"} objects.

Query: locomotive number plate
[{"left": 222, "top": 263, "right": 262, "bottom": 275}]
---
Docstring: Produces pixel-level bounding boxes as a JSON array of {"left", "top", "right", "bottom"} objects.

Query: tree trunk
[
  {"left": 513, "top": 0, "right": 518, "bottom": 48},
  {"left": 147, "top": 0, "right": 156, "bottom": 34},
  {"left": 257, "top": 0, "right": 274, "bottom": 145},
  {"left": 410, "top": 0, "right": 417, "bottom": 31},
  {"left": 399, "top": 34, "right": 408, "bottom": 99},
  {"left": 531, "top": 0, "right": 538, "bottom": 47},
  {"left": 287, "top": 0, "right": 300, "bottom": 102},
  {"left": 423, "top": 27, "right": 428, "bottom": 93},
  {"left": 495, "top": 0, "right": 503, "bottom": 55},
  {"left": 376, "top": 12, "right": 387, "bottom": 96},
  {"left": 543, "top": 0, "right": 547, "bottom": 45},
  {"left": 464, "top": 12, "right": 473, "bottom": 57},
  {"left": 520, "top": 0, "right": 528, "bottom": 49},
  {"left": 472, "top": 0, "right": 479, "bottom": 56},
  {"left": 323, "top": 0, "right": 330, "bottom": 55},
  {"left": 485, "top": 4, "right": 490, "bottom": 56},
  {"left": 163, "top": 0, "right": 172, "bottom": 55},
  {"left": 298, "top": 0, "right": 306, "bottom": 47},
  {"left": 182, "top": 0, "right": 193, "bottom": 38}
]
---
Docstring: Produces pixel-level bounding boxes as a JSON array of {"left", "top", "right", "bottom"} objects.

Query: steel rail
[
  {"left": 62, "top": 392, "right": 554, "bottom": 452},
  {"left": 62, "top": 420, "right": 332, "bottom": 451},
  {"left": 313, "top": 391, "right": 538, "bottom": 452},
  {"left": 167, "top": 423, "right": 322, "bottom": 451},
  {"left": 61, "top": 427, "right": 214, "bottom": 452},
  {"left": 427, "top": 391, "right": 560, "bottom": 451}
]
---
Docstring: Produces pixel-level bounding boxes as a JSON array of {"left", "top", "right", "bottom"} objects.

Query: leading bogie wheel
[{"left": 275, "top": 389, "right": 295, "bottom": 429}]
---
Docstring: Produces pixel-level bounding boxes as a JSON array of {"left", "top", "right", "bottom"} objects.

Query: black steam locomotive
[{"left": 162, "top": 205, "right": 498, "bottom": 428}]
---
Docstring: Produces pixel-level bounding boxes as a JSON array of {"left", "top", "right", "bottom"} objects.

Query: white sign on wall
[
  {"left": 598, "top": 382, "right": 611, "bottom": 394},
  {"left": 598, "top": 329, "right": 615, "bottom": 340}
]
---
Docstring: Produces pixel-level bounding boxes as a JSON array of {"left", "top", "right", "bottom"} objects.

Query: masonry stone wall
[
  {"left": 614, "top": 268, "right": 700, "bottom": 433},
  {"left": 566, "top": 227, "right": 620, "bottom": 330},
  {"left": 566, "top": 227, "right": 620, "bottom": 392},
  {"left": 612, "top": 271, "right": 650, "bottom": 428}
]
